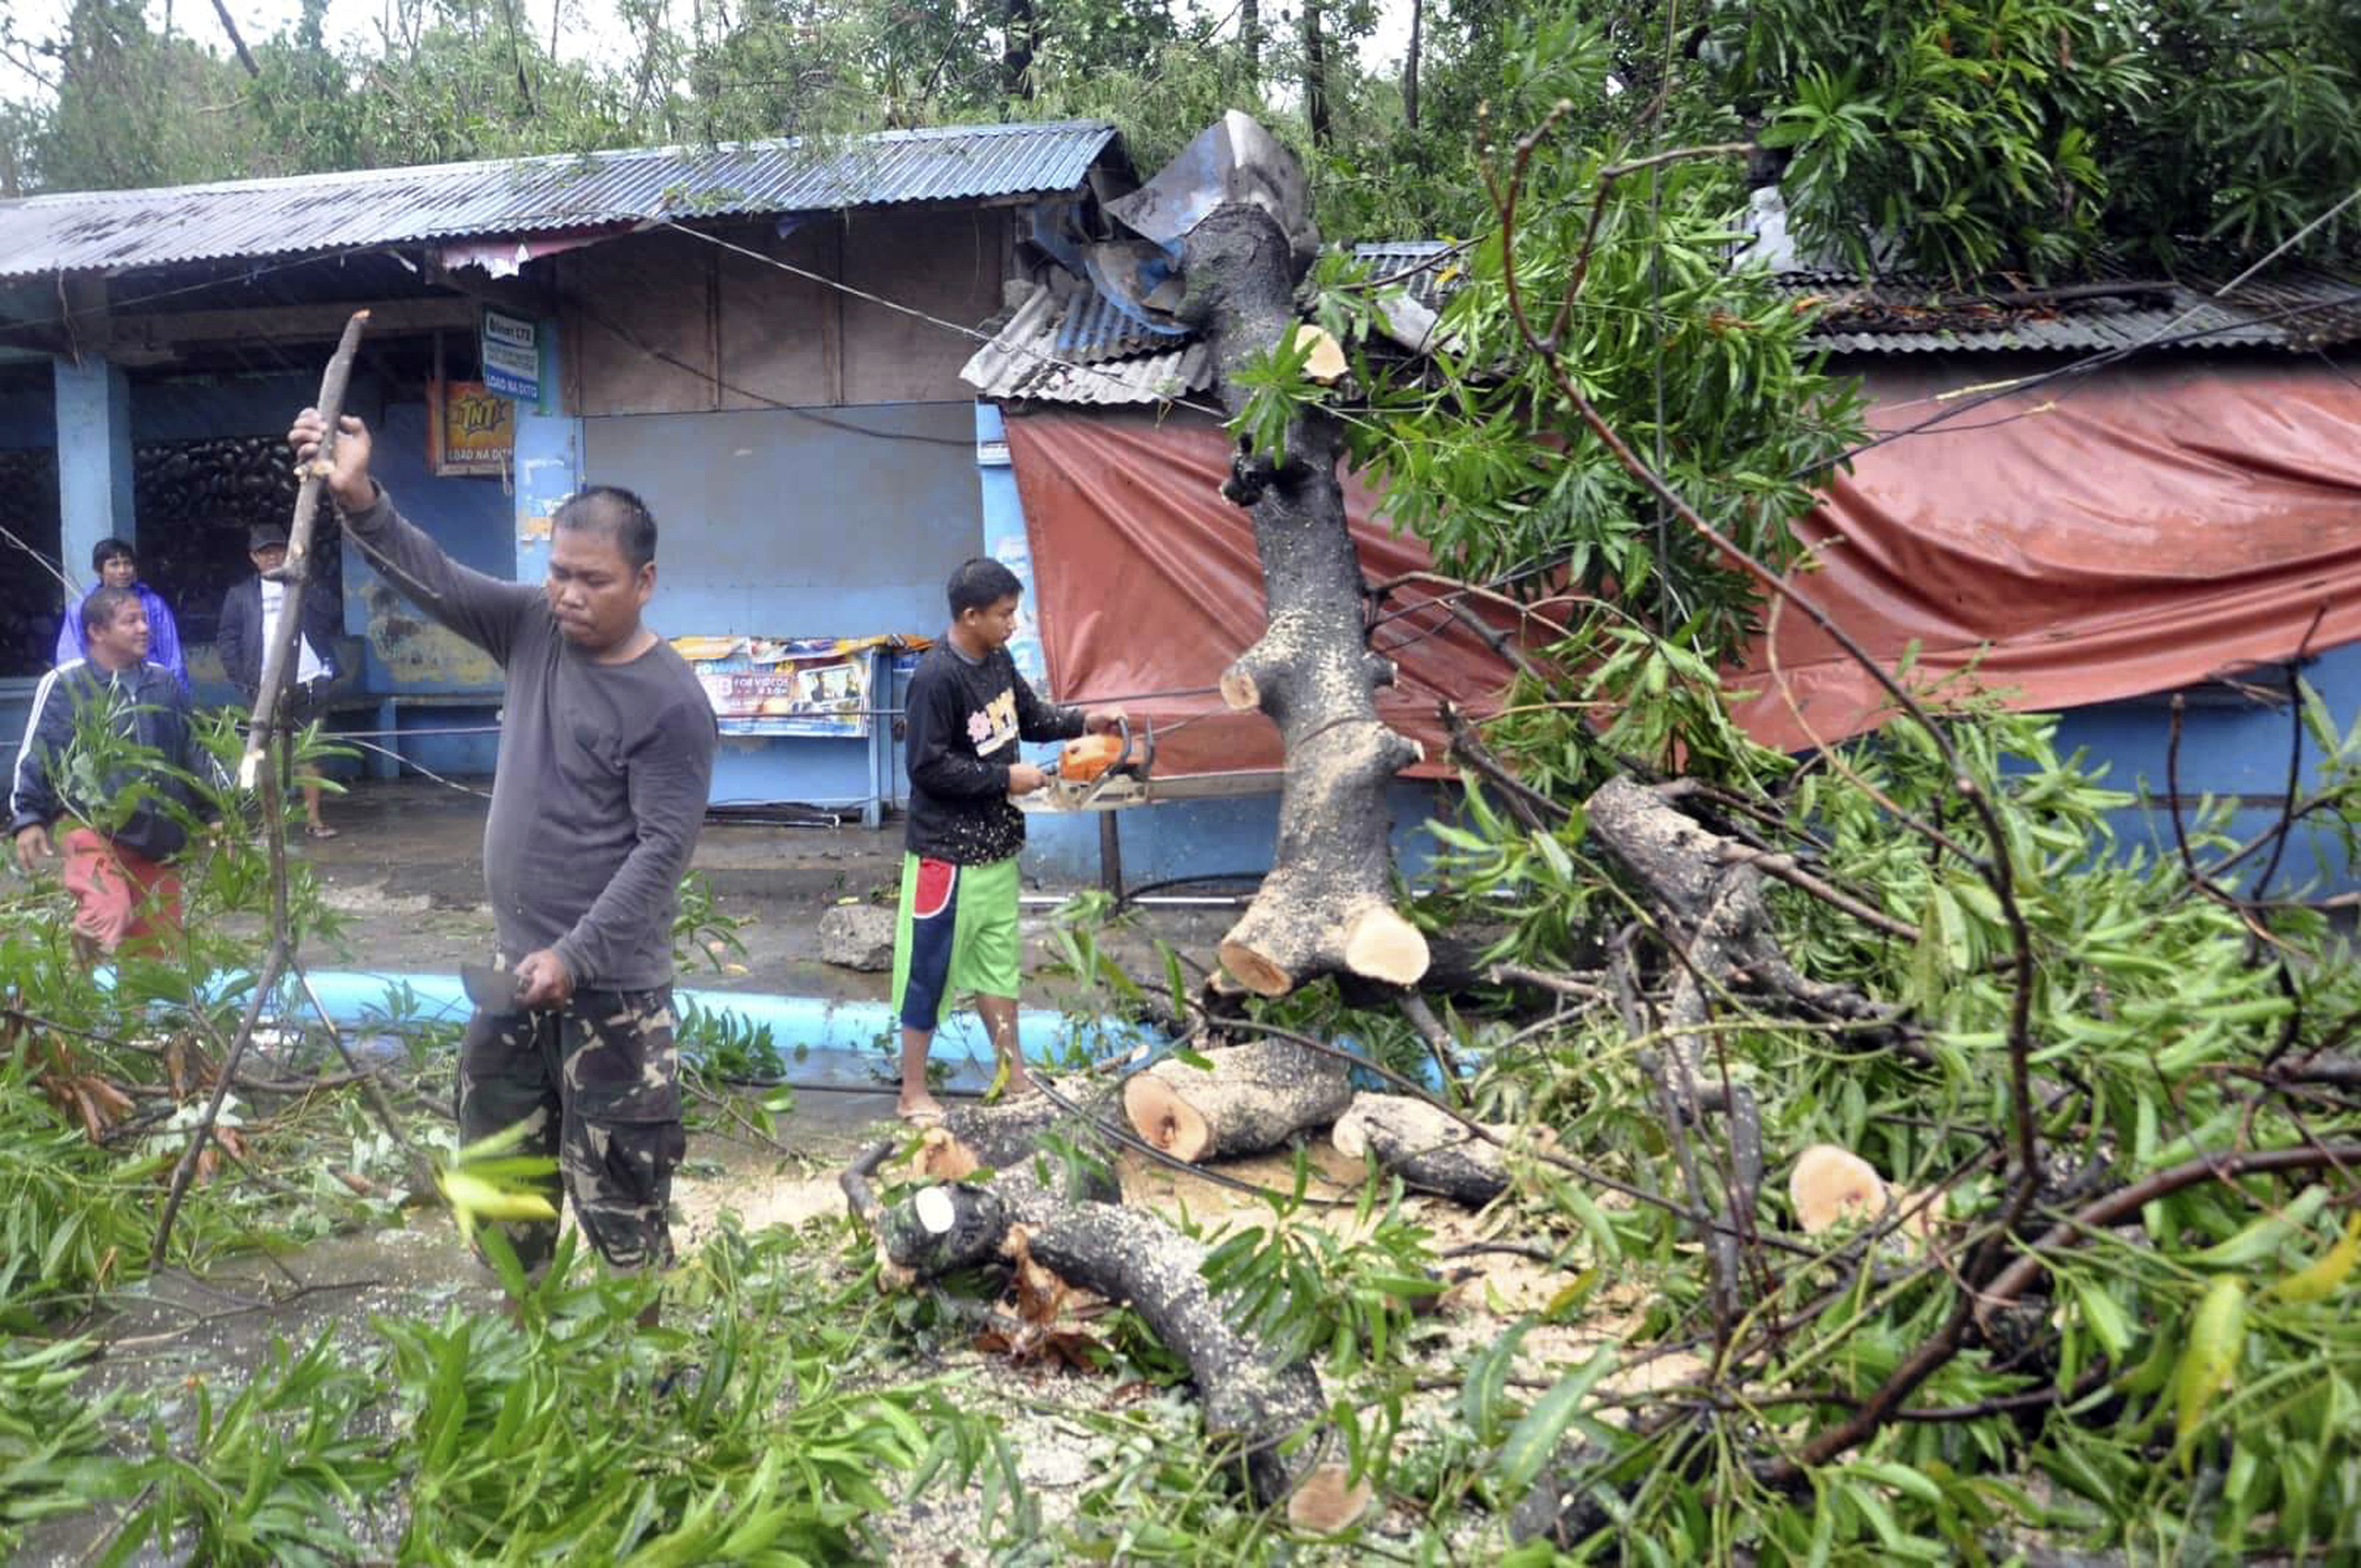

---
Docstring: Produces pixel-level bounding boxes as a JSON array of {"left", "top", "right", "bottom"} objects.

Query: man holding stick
[{"left": 289, "top": 408, "right": 717, "bottom": 1284}]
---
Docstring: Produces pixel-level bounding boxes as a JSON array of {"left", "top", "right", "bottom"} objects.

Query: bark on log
[
  {"left": 1181, "top": 186, "right": 1428, "bottom": 998},
  {"left": 866, "top": 1165, "right": 1333, "bottom": 1509},
  {"left": 912, "top": 1079, "right": 1124, "bottom": 1203},
  {"left": 1585, "top": 774, "right": 1879, "bottom": 1098},
  {"left": 1332, "top": 1092, "right": 1513, "bottom": 1207},
  {"left": 1123, "top": 1038, "right": 1353, "bottom": 1162}
]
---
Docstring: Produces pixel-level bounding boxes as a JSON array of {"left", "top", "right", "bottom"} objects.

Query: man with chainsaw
[
  {"left": 288, "top": 407, "right": 716, "bottom": 1285},
  {"left": 892, "top": 557, "right": 1123, "bottom": 1122}
]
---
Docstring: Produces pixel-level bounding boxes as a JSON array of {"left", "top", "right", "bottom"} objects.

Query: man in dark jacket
[
  {"left": 11, "top": 585, "right": 220, "bottom": 959},
  {"left": 218, "top": 522, "right": 340, "bottom": 837}
]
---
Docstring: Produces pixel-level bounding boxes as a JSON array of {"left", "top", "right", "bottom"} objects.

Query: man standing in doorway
[
  {"left": 288, "top": 407, "right": 717, "bottom": 1287},
  {"left": 56, "top": 538, "right": 190, "bottom": 696},
  {"left": 11, "top": 585, "right": 219, "bottom": 961},
  {"left": 219, "top": 523, "right": 342, "bottom": 838}
]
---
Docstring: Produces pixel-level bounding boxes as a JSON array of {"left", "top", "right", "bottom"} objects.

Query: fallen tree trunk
[
  {"left": 1174, "top": 146, "right": 1428, "bottom": 999},
  {"left": 1332, "top": 1092, "right": 1514, "bottom": 1207},
  {"left": 845, "top": 1146, "right": 1358, "bottom": 1519},
  {"left": 1585, "top": 775, "right": 1888, "bottom": 1094},
  {"left": 1124, "top": 1038, "right": 1353, "bottom": 1162},
  {"left": 911, "top": 1079, "right": 1124, "bottom": 1203}
]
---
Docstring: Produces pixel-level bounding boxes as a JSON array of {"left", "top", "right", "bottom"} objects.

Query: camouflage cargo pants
[{"left": 456, "top": 986, "right": 686, "bottom": 1274}]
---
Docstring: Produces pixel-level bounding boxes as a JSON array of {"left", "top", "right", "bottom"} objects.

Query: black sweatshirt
[{"left": 902, "top": 641, "right": 1083, "bottom": 865}]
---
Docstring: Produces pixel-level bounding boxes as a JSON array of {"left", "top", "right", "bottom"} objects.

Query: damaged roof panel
[
  {"left": 0, "top": 120, "right": 1122, "bottom": 280},
  {"left": 963, "top": 282, "right": 1210, "bottom": 405}
]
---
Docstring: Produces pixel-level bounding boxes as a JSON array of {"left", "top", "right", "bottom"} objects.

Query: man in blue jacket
[
  {"left": 55, "top": 538, "right": 188, "bottom": 696},
  {"left": 12, "top": 585, "right": 219, "bottom": 960}
]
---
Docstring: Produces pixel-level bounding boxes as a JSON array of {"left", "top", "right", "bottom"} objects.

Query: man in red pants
[{"left": 9, "top": 585, "right": 219, "bottom": 960}]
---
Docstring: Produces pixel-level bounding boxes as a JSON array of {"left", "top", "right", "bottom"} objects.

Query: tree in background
[
  {"left": 23, "top": 0, "right": 265, "bottom": 190},
  {"left": 9, "top": 0, "right": 2360, "bottom": 284}
]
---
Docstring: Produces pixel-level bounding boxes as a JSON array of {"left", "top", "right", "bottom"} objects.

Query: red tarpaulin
[
  {"left": 1007, "top": 359, "right": 2361, "bottom": 773},
  {"left": 1731, "top": 360, "right": 2361, "bottom": 751},
  {"left": 1004, "top": 410, "right": 1539, "bottom": 777}
]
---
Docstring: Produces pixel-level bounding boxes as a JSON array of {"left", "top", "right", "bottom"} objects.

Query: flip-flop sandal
[
  {"left": 307, "top": 825, "right": 341, "bottom": 840},
  {"left": 897, "top": 1105, "right": 945, "bottom": 1127}
]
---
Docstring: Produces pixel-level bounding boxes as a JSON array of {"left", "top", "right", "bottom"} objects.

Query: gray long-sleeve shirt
[{"left": 340, "top": 488, "right": 717, "bottom": 991}]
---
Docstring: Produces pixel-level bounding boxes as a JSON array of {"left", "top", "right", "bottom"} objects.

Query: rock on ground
[{"left": 819, "top": 902, "right": 897, "bottom": 972}]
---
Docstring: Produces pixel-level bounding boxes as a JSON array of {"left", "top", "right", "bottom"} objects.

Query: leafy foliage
[{"left": 1711, "top": 0, "right": 2361, "bottom": 275}]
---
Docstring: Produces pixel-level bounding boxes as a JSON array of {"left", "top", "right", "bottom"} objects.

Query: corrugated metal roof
[
  {"left": 1352, "top": 239, "right": 1457, "bottom": 308},
  {"left": 0, "top": 120, "right": 1121, "bottom": 281},
  {"left": 968, "top": 239, "right": 1455, "bottom": 405},
  {"left": 1055, "top": 282, "right": 1183, "bottom": 363},
  {"left": 963, "top": 282, "right": 1209, "bottom": 405},
  {"left": 1776, "top": 264, "right": 2361, "bottom": 354}
]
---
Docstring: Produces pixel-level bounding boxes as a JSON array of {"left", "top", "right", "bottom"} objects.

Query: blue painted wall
[
  {"left": 2048, "top": 640, "right": 2361, "bottom": 895},
  {"left": 580, "top": 403, "right": 980, "bottom": 635},
  {"left": 338, "top": 397, "right": 518, "bottom": 778},
  {"left": 580, "top": 400, "right": 982, "bottom": 814}
]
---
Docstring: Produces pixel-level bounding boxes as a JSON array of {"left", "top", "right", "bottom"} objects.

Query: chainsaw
[{"left": 1025, "top": 716, "right": 1156, "bottom": 812}]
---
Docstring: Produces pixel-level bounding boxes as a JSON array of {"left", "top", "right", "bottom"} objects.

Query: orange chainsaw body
[{"left": 1059, "top": 732, "right": 1129, "bottom": 783}]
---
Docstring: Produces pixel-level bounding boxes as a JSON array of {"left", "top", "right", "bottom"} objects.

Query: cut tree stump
[
  {"left": 1331, "top": 1092, "right": 1515, "bottom": 1208},
  {"left": 1175, "top": 143, "right": 1428, "bottom": 999},
  {"left": 1123, "top": 1038, "right": 1353, "bottom": 1163},
  {"left": 852, "top": 1156, "right": 1344, "bottom": 1511}
]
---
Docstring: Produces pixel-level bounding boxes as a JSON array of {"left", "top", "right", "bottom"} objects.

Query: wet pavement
[{"left": 285, "top": 777, "right": 1234, "bottom": 1009}]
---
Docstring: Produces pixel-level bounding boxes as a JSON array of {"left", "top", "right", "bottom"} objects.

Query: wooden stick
[
  {"left": 154, "top": 315, "right": 368, "bottom": 1268},
  {"left": 292, "top": 962, "right": 438, "bottom": 1195},
  {"left": 236, "top": 310, "right": 369, "bottom": 792}
]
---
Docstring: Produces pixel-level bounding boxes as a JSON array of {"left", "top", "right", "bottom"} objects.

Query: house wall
[
  {"left": 2051, "top": 640, "right": 2361, "bottom": 895},
  {"left": 579, "top": 400, "right": 982, "bottom": 809},
  {"left": 512, "top": 210, "right": 1021, "bottom": 814},
  {"left": 557, "top": 208, "right": 1014, "bottom": 417}
]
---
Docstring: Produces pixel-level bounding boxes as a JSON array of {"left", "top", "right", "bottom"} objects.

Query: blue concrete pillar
[
  {"left": 975, "top": 401, "right": 1047, "bottom": 692},
  {"left": 509, "top": 315, "right": 581, "bottom": 585},
  {"left": 52, "top": 353, "right": 135, "bottom": 589}
]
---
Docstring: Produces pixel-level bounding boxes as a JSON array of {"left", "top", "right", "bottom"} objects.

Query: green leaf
[{"left": 1495, "top": 1348, "right": 1614, "bottom": 1497}]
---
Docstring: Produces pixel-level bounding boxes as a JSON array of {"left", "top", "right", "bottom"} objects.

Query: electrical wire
[
  {"left": 0, "top": 520, "right": 76, "bottom": 596},
  {"left": 654, "top": 217, "right": 1247, "bottom": 425}
]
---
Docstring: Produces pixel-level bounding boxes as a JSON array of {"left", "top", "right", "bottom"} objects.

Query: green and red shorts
[{"left": 892, "top": 854, "right": 1021, "bottom": 1031}]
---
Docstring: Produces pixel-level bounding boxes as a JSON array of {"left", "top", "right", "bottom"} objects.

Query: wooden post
[{"left": 1099, "top": 809, "right": 1124, "bottom": 898}]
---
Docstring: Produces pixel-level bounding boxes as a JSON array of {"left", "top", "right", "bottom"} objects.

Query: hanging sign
[
  {"left": 480, "top": 308, "right": 541, "bottom": 401},
  {"left": 427, "top": 380, "right": 514, "bottom": 477}
]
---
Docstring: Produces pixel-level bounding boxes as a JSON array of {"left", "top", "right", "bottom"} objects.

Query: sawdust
[
  {"left": 699, "top": 1116, "right": 1658, "bottom": 1555},
  {"left": 316, "top": 878, "right": 434, "bottom": 916},
  {"left": 671, "top": 1164, "right": 844, "bottom": 1249}
]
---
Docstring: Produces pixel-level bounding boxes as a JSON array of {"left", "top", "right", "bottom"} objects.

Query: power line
[{"left": 653, "top": 218, "right": 1244, "bottom": 425}]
